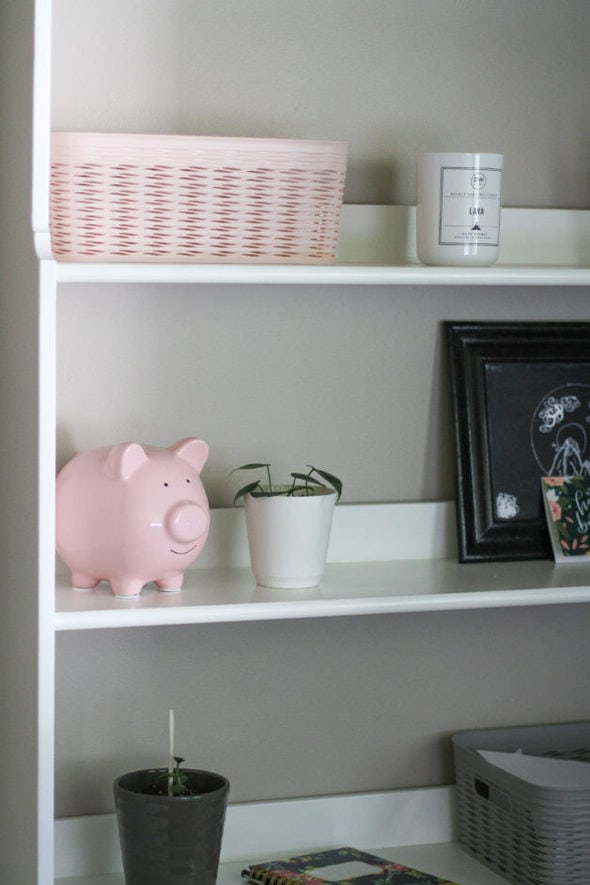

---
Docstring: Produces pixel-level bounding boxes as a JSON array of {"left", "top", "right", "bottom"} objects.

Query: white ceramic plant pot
[{"left": 244, "top": 488, "right": 337, "bottom": 589}]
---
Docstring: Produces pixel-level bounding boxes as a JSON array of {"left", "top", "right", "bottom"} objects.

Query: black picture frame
[{"left": 445, "top": 321, "right": 590, "bottom": 562}]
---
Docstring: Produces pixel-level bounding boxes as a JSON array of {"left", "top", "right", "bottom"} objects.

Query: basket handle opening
[
  {"left": 473, "top": 777, "right": 512, "bottom": 812},
  {"left": 474, "top": 777, "right": 489, "bottom": 799}
]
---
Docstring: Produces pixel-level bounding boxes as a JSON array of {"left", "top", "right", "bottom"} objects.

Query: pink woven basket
[{"left": 50, "top": 132, "right": 348, "bottom": 264}]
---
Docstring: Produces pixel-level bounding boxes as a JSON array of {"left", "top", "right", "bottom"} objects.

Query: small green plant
[
  {"left": 148, "top": 708, "right": 195, "bottom": 796},
  {"left": 153, "top": 756, "right": 194, "bottom": 796},
  {"left": 230, "top": 463, "right": 343, "bottom": 504}
]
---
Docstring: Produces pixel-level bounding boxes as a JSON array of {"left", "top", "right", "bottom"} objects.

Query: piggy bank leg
[
  {"left": 71, "top": 573, "right": 100, "bottom": 590},
  {"left": 155, "top": 573, "right": 184, "bottom": 593},
  {"left": 109, "top": 578, "right": 144, "bottom": 599}
]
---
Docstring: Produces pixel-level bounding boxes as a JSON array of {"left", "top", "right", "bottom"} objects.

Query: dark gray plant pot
[{"left": 113, "top": 768, "right": 229, "bottom": 885}]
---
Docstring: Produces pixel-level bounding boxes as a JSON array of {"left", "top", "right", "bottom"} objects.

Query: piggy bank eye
[
  {"left": 163, "top": 482, "right": 169, "bottom": 487},
  {"left": 186, "top": 478, "right": 191, "bottom": 484}
]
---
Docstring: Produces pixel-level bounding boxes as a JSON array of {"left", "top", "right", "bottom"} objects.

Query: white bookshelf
[{"left": 22, "top": 0, "right": 590, "bottom": 881}]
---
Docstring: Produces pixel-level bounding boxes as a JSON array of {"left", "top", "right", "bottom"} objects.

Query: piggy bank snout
[{"left": 166, "top": 501, "right": 208, "bottom": 543}]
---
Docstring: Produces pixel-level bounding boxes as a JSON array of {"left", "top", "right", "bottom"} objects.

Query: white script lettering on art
[{"left": 574, "top": 488, "right": 590, "bottom": 534}]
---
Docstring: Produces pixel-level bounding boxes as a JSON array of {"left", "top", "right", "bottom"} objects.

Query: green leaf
[
  {"left": 230, "top": 462, "right": 343, "bottom": 503},
  {"left": 290, "top": 472, "right": 325, "bottom": 486},
  {"left": 233, "top": 480, "right": 262, "bottom": 503},
  {"left": 229, "top": 463, "right": 270, "bottom": 474},
  {"left": 308, "top": 466, "right": 343, "bottom": 501},
  {"left": 557, "top": 522, "right": 570, "bottom": 540}
]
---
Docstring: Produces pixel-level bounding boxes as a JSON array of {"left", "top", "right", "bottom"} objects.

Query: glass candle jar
[{"left": 416, "top": 151, "right": 503, "bottom": 266}]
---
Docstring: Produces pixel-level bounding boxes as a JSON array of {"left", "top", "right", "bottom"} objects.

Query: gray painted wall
[
  {"left": 0, "top": 0, "right": 41, "bottom": 878},
  {"left": 48, "top": 0, "right": 590, "bottom": 816},
  {"left": 52, "top": 0, "right": 590, "bottom": 208}
]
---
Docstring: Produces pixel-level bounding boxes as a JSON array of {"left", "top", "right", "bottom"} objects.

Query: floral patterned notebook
[
  {"left": 241, "top": 846, "right": 460, "bottom": 885},
  {"left": 541, "top": 476, "right": 590, "bottom": 561}
]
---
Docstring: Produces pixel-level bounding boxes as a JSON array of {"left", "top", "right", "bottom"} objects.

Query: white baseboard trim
[
  {"left": 194, "top": 501, "right": 457, "bottom": 571},
  {"left": 55, "top": 784, "right": 456, "bottom": 879}
]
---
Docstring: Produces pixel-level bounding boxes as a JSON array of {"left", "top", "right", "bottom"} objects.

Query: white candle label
[{"left": 438, "top": 165, "right": 502, "bottom": 247}]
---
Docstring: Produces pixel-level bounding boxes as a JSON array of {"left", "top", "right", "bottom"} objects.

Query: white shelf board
[
  {"left": 46, "top": 206, "right": 590, "bottom": 287},
  {"left": 56, "top": 845, "right": 508, "bottom": 885},
  {"left": 53, "top": 502, "right": 590, "bottom": 630},
  {"left": 54, "top": 558, "right": 590, "bottom": 631},
  {"left": 52, "top": 261, "right": 590, "bottom": 287}
]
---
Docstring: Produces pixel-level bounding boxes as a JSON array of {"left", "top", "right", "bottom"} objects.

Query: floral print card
[{"left": 541, "top": 477, "right": 590, "bottom": 561}]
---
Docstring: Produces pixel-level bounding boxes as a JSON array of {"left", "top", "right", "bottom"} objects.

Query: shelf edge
[
  {"left": 53, "top": 262, "right": 590, "bottom": 286},
  {"left": 54, "top": 582, "right": 590, "bottom": 631}
]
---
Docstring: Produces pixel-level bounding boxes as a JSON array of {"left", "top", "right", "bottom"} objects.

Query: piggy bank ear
[
  {"left": 104, "top": 442, "right": 149, "bottom": 480},
  {"left": 171, "top": 438, "right": 209, "bottom": 473}
]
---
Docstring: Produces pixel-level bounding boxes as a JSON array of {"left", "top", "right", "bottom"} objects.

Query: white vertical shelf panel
[
  {"left": 34, "top": 1, "right": 55, "bottom": 883},
  {"left": 38, "top": 261, "right": 57, "bottom": 883},
  {"left": 32, "top": 0, "right": 51, "bottom": 258}
]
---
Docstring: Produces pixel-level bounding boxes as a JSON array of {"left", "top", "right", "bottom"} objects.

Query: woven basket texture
[
  {"left": 50, "top": 132, "right": 347, "bottom": 264},
  {"left": 453, "top": 723, "right": 590, "bottom": 885}
]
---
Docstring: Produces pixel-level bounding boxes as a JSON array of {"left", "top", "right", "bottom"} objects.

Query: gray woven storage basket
[{"left": 452, "top": 722, "right": 590, "bottom": 885}]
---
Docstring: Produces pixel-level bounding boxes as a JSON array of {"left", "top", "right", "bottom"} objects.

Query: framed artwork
[{"left": 445, "top": 321, "right": 590, "bottom": 562}]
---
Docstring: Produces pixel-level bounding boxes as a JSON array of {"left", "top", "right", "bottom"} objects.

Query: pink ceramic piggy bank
[{"left": 56, "top": 438, "right": 210, "bottom": 598}]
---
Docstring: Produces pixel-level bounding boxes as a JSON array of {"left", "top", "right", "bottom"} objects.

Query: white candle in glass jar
[{"left": 416, "top": 151, "right": 503, "bottom": 266}]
